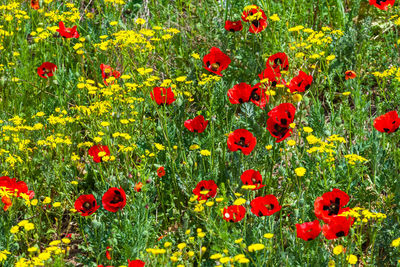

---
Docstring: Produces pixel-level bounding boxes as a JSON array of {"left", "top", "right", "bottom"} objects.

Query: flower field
[{"left": 1, "top": 0, "right": 400, "bottom": 266}]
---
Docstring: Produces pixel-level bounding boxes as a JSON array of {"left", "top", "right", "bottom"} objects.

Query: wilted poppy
[
  {"left": 1, "top": 196, "right": 12, "bottom": 211},
  {"left": 227, "top": 129, "right": 257, "bottom": 155},
  {"left": 100, "top": 64, "right": 121, "bottom": 86},
  {"left": 289, "top": 70, "right": 313, "bottom": 93},
  {"left": 373, "top": 110, "right": 400, "bottom": 133},
  {"left": 74, "top": 194, "right": 100, "bottom": 216},
  {"left": 31, "top": 0, "right": 40, "bottom": 10},
  {"left": 102, "top": 187, "right": 126, "bottom": 212},
  {"left": 250, "top": 195, "right": 281, "bottom": 217},
  {"left": 240, "top": 169, "right": 265, "bottom": 190},
  {"left": 128, "top": 259, "right": 145, "bottom": 267},
  {"left": 227, "top": 83, "right": 252, "bottom": 104},
  {"left": 134, "top": 182, "right": 143, "bottom": 192},
  {"left": 369, "top": 0, "right": 395, "bottom": 10},
  {"left": 157, "top": 166, "right": 165, "bottom": 177},
  {"left": 345, "top": 70, "right": 356, "bottom": 80},
  {"left": 241, "top": 6, "right": 268, "bottom": 33},
  {"left": 322, "top": 216, "right": 352, "bottom": 240},
  {"left": 37, "top": 62, "right": 57, "bottom": 79},
  {"left": 106, "top": 246, "right": 112, "bottom": 260},
  {"left": 184, "top": 115, "right": 208, "bottom": 133},
  {"left": 224, "top": 20, "right": 243, "bottom": 32},
  {"left": 56, "top": 21, "right": 79, "bottom": 38},
  {"left": 150, "top": 87, "right": 176, "bottom": 105},
  {"left": 193, "top": 180, "right": 218, "bottom": 201},
  {"left": 88, "top": 145, "right": 111, "bottom": 163},
  {"left": 222, "top": 205, "right": 246, "bottom": 222},
  {"left": 203, "top": 47, "right": 231, "bottom": 76},
  {"left": 314, "top": 188, "right": 350, "bottom": 223},
  {"left": 267, "top": 52, "right": 289, "bottom": 72},
  {"left": 296, "top": 220, "right": 322, "bottom": 241},
  {"left": 0, "top": 176, "right": 34, "bottom": 199}
]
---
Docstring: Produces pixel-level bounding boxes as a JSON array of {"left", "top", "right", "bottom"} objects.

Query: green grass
[{"left": 1, "top": 0, "right": 400, "bottom": 266}]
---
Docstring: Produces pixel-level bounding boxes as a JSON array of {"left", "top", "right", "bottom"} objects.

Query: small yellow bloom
[
  {"left": 43, "top": 197, "right": 51, "bottom": 204},
  {"left": 295, "top": 167, "right": 306, "bottom": 177},
  {"left": 233, "top": 198, "right": 246, "bottom": 205},
  {"left": 164, "top": 242, "right": 172, "bottom": 248},
  {"left": 177, "top": 243, "right": 186, "bottom": 250},
  {"left": 10, "top": 226, "right": 19, "bottom": 234},
  {"left": 24, "top": 223, "right": 35, "bottom": 231},
  {"left": 333, "top": 245, "right": 344, "bottom": 255},
  {"left": 391, "top": 237, "right": 400, "bottom": 247},
  {"left": 264, "top": 233, "right": 274, "bottom": 239},
  {"left": 61, "top": 238, "right": 71, "bottom": 244},
  {"left": 265, "top": 145, "right": 273, "bottom": 150},
  {"left": 303, "top": 127, "right": 313, "bottom": 133},
  {"left": 346, "top": 254, "right": 357, "bottom": 265},
  {"left": 200, "top": 150, "right": 211, "bottom": 156},
  {"left": 287, "top": 140, "right": 296, "bottom": 146},
  {"left": 235, "top": 238, "right": 243, "bottom": 244},
  {"left": 210, "top": 253, "right": 222, "bottom": 259},
  {"left": 248, "top": 243, "right": 265, "bottom": 252}
]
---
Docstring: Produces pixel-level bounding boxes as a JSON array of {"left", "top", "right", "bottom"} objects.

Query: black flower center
[
  {"left": 323, "top": 197, "right": 341, "bottom": 216},
  {"left": 207, "top": 62, "right": 220, "bottom": 71},
  {"left": 335, "top": 231, "right": 345, "bottom": 237},
  {"left": 272, "top": 123, "right": 290, "bottom": 139},
  {"left": 236, "top": 137, "right": 249, "bottom": 147},
  {"left": 110, "top": 190, "right": 123, "bottom": 204},
  {"left": 83, "top": 201, "right": 93, "bottom": 210},
  {"left": 250, "top": 89, "right": 260, "bottom": 101},
  {"left": 252, "top": 20, "right": 260, "bottom": 28}
]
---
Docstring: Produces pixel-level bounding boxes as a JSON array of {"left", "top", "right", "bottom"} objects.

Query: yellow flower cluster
[
  {"left": 344, "top": 154, "right": 368, "bottom": 165},
  {"left": 339, "top": 207, "right": 386, "bottom": 223}
]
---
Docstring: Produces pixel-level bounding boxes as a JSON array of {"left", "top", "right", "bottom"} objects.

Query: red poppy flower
[
  {"left": 250, "top": 195, "right": 281, "bottom": 217},
  {"left": 192, "top": 180, "right": 218, "bottom": 201},
  {"left": 227, "top": 129, "right": 257, "bottom": 155},
  {"left": 203, "top": 47, "right": 231, "bottom": 76},
  {"left": 345, "top": 70, "right": 356, "bottom": 80},
  {"left": 369, "top": 0, "right": 395, "bottom": 10},
  {"left": 373, "top": 111, "right": 400, "bottom": 133},
  {"left": 240, "top": 169, "right": 265, "bottom": 190},
  {"left": 224, "top": 20, "right": 243, "bottom": 32},
  {"left": 267, "top": 52, "right": 289, "bottom": 72},
  {"left": 100, "top": 64, "right": 121, "bottom": 86},
  {"left": 128, "top": 259, "right": 145, "bottom": 267},
  {"left": 106, "top": 246, "right": 112, "bottom": 260},
  {"left": 37, "top": 62, "right": 57, "bottom": 79},
  {"left": 258, "top": 66, "right": 285, "bottom": 87},
  {"left": 88, "top": 145, "right": 111, "bottom": 163},
  {"left": 266, "top": 117, "right": 293, "bottom": 143},
  {"left": 249, "top": 83, "right": 269, "bottom": 109},
  {"left": 289, "top": 70, "right": 313, "bottom": 93},
  {"left": 267, "top": 103, "right": 296, "bottom": 143},
  {"left": 0, "top": 176, "right": 34, "bottom": 199},
  {"left": 227, "top": 83, "right": 252, "bottom": 104},
  {"left": 241, "top": 6, "right": 268, "bottom": 33},
  {"left": 150, "top": 87, "right": 176, "bottom": 105},
  {"left": 74, "top": 194, "right": 100, "bottom": 216},
  {"left": 314, "top": 188, "right": 350, "bottom": 223},
  {"left": 56, "top": 21, "right": 79, "bottom": 38},
  {"left": 322, "top": 215, "right": 352, "bottom": 240},
  {"left": 31, "top": 0, "right": 40, "bottom": 10},
  {"left": 102, "top": 187, "right": 126, "bottom": 212},
  {"left": 296, "top": 220, "right": 322, "bottom": 241},
  {"left": 134, "top": 182, "right": 143, "bottom": 192},
  {"left": 268, "top": 103, "right": 296, "bottom": 128},
  {"left": 222, "top": 205, "right": 246, "bottom": 222},
  {"left": 157, "top": 166, "right": 165, "bottom": 177},
  {"left": 2, "top": 196, "right": 12, "bottom": 211},
  {"left": 184, "top": 115, "right": 208, "bottom": 133}
]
